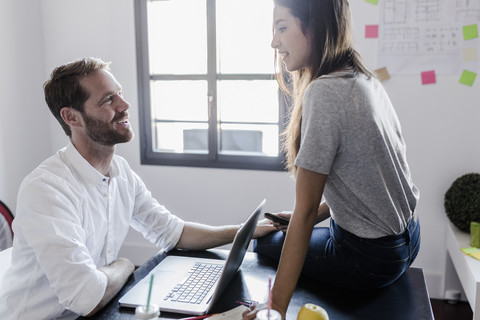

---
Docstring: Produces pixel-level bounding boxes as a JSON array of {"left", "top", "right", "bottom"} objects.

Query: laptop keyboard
[{"left": 163, "top": 262, "right": 224, "bottom": 304}]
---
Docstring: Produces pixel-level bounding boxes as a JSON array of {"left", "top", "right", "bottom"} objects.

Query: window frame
[{"left": 134, "top": 0, "right": 287, "bottom": 171}]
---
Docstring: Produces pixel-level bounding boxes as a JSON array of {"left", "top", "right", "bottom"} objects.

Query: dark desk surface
[{"left": 83, "top": 249, "right": 434, "bottom": 320}]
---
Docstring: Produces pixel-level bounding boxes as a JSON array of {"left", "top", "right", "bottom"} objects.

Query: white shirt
[{"left": 0, "top": 142, "right": 185, "bottom": 320}]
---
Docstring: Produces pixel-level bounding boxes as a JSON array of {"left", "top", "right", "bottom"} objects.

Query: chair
[{"left": 0, "top": 200, "right": 14, "bottom": 251}]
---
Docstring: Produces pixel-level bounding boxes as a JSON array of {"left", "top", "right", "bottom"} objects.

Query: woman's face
[{"left": 271, "top": 5, "right": 311, "bottom": 72}]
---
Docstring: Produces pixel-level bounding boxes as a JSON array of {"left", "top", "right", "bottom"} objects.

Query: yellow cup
[{"left": 297, "top": 303, "right": 329, "bottom": 320}]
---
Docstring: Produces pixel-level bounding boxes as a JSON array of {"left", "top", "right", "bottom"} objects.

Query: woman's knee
[{"left": 253, "top": 231, "right": 285, "bottom": 261}]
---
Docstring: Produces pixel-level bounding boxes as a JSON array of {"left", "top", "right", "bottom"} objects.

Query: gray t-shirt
[{"left": 295, "top": 70, "right": 419, "bottom": 238}]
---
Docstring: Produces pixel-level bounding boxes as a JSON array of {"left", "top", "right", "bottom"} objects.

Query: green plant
[{"left": 444, "top": 173, "right": 480, "bottom": 232}]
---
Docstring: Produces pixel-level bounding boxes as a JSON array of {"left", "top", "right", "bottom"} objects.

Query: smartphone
[{"left": 264, "top": 212, "right": 290, "bottom": 225}]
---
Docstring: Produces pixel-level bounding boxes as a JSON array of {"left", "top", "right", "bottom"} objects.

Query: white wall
[
  {"left": 0, "top": 0, "right": 52, "bottom": 212},
  {"left": 349, "top": 1, "right": 480, "bottom": 299},
  {"left": 1, "top": 0, "right": 479, "bottom": 300}
]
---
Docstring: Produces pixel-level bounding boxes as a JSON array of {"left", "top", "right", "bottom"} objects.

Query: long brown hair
[{"left": 274, "top": 0, "right": 373, "bottom": 175}]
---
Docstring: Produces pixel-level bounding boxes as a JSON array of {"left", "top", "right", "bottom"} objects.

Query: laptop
[{"left": 118, "top": 199, "right": 266, "bottom": 315}]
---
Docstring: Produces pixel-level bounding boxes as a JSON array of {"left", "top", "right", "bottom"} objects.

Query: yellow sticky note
[
  {"left": 459, "top": 70, "right": 477, "bottom": 86},
  {"left": 461, "top": 247, "right": 480, "bottom": 255},
  {"left": 374, "top": 67, "right": 390, "bottom": 81},
  {"left": 471, "top": 251, "right": 480, "bottom": 260},
  {"left": 463, "top": 24, "right": 479, "bottom": 40},
  {"left": 463, "top": 47, "right": 478, "bottom": 62},
  {"left": 365, "top": 0, "right": 379, "bottom": 4}
]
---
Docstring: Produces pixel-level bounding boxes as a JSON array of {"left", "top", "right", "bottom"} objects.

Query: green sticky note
[
  {"left": 463, "top": 24, "right": 479, "bottom": 40},
  {"left": 461, "top": 247, "right": 480, "bottom": 255},
  {"left": 365, "top": 0, "right": 379, "bottom": 5},
  {"left": 459, "top": 70, "right": 477, "bottom": 86}
]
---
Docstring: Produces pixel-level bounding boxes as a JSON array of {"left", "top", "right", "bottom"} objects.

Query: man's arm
[
  {"left": 175, "top": 220, "right": 276, "bottom": 251},
  {"left": 86, "top": 257, "right": 135, "bottom": 317},
  {"left": 175, "top": 222, "right": 238, "bottom": 250}
]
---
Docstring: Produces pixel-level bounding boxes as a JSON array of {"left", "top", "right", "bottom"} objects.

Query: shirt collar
[{"left": 64, "top": 141, "right": 119, "bottom": 185}]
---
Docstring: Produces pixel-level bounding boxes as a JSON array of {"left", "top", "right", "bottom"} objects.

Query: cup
[
  {"left": 256, "top": 309, "right": 282, "bottom": 320},
  {"left": 135, "top": 304, "right": 160, "bottom": 319}
]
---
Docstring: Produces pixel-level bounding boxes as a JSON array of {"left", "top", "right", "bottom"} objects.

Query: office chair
[{"left": 0, "top": 200, "right": 14, "bottom": 251}]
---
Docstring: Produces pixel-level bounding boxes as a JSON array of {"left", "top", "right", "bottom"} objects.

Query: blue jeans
[{"left": 253, "top": 217, "right": 420, "bottom": 291}]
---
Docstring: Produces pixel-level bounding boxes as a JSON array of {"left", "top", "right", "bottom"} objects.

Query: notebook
[{"left": 118, "top": 199, "right": 266, "bottom": 315}]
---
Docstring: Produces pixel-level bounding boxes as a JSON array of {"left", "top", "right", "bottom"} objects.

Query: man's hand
[
  {"left": 252, "top": 218, "right": 278, "bottom": 239},
  {"left": 86, "top": 257, "right": 135, "bottom": 316}
]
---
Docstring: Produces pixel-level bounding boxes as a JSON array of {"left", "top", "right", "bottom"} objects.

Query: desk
[
  {"left": 446, "top": 222, "right": 480, "bottom": 319},
  {"left": 83, "top": 249, "right": 433, "bottom": 320}
]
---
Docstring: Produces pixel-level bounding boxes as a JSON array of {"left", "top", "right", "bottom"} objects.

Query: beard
[{"left": 81, "top": 111, "right": 133, "bottom": 146}]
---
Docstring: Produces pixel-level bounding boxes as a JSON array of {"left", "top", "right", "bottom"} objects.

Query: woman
[{"left": 244, "top": 0, "right": 420, "bottom": 318}]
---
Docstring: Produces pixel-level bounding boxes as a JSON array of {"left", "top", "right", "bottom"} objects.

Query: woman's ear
[{"left": 60, "top": 107, "right": 82, "bottom": 128}]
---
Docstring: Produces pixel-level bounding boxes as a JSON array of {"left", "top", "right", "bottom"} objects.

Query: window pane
[
  {"left": 150, "top": 80, "right": 208, "bottom": 121},
  {"left": 147, "top": 0, "right": 207, "bottom": 74},
  {"left": 217, "top": 80, "right": 278, "bottom": 123},
  {"left": 219, "top": 124, "right": 279, "bottom": 157},
  {"left": 216, "top": 0, "right": 274, "bottom": 74},
  {"left": 154, "top": 122, "right": 208, "bottom": 154}
]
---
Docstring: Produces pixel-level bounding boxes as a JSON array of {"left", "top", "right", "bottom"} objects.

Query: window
[{"left": 135, "top": 0, "right": 287, "bottom": 170}]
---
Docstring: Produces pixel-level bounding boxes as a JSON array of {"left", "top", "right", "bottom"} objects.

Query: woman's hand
[
  {"left": 272, "top": 212, "right": 292, "bottom": 232},
  {"left": 242, "top": 305, "right": 259, "bottom": 320}
]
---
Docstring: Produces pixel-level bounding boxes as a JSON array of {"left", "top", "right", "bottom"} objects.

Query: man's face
[{"left": 79, "top": 69, "right": 133, "bottom": 146}]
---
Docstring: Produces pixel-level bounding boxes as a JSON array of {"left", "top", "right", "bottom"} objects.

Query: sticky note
[
  {"left": 365, "top": 0, "right": 379, "bottom": 4},
  {"left": 463, "top": 47, "right": 478, "bottom": 62},
  {"left": 459, "top": 70, "right": 477, "bottom": 86},
  {"left": 471, "top": 252, "right": 480, "bottom": 260},
  {"left": 463, "top": 24, "right": 479, "bottom": 40},
  {"left": 421, "top": 70, "right": 436, "bottom": 85},
  {"left": 461, "top": 247, "right": 480, "bottom": 255},
  {"left": 374, "top": 67, "right": 390, "bottom": 81},
  {"left": 365, "top": 25, "right": 379, "bottom": 38}
]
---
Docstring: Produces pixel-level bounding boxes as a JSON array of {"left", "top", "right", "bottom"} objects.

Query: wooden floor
[{"left": 431, "top": 299, "right": 472, "bottom": 320}]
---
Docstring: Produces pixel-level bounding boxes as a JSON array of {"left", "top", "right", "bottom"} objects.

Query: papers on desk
[
  {"left": 205, "top": 303, "right": 267, "bottom": 320},
  {"left": 179, "top": 303, "right": 267, "bottom": 320},
  {"left": 178, "top": 306, "right": 249, "bottom": 320},
  {"left": 208, "top": 306, "right": 248, "bottom": 319}
]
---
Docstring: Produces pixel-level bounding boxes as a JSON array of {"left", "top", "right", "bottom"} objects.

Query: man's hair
[{"left": 43, "top": 57, "right": 111, "bottom": 136}]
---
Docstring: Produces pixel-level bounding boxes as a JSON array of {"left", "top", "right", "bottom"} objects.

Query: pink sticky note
[
  {"left": 365, "top": 25, "right": 379, "bottom": 38},
  {"left": 421, "top": 70, "right": 436, "bottom": 85}
]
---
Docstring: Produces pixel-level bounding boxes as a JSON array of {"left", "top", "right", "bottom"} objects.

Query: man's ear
[{"left": 60, "top": 107, "right": 82, "bottom": 128}]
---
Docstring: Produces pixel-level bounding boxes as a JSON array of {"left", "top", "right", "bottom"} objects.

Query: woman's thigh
[
  {"left": 253, "top": 227, "right": 334, "bottom": 262},
  {"left": 253, "top": 228, "right": 357, "bottom": 287},
  {"left": 253, "top": 219, "right": 421, "bottom": 290}
]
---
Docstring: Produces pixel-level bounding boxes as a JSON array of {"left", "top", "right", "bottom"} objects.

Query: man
[{"left": 0, "top": 58, "right": 275, "bottom": 319}]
